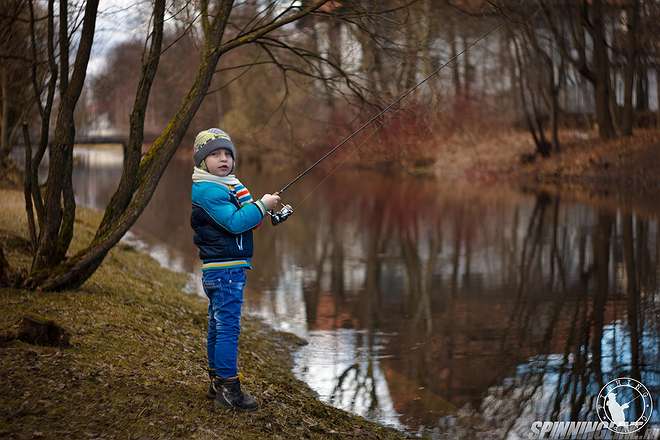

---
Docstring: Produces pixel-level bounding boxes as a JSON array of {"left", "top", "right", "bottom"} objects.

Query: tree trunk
[
  {"left": 461, "top": 35, "right": 471, "bottom": 98},
  {"left": 27, "top": 0, "right": 225, "bottom": 291},
  {"left": 513, "top": 35, "right": 550, "bottom": 157},
  {"left": 94, "top": 0, "right": 166, "bottom": 240},
  {"left": 657, "top": 67, "right": 660, "bottom": 128},
  {"left": 635, "top": 68, "right": 648, "bottom": 111},
  {"left": 591, "top": 0, "right": 616, "bottom": 139},
  {"left": 31, "top": 0, "right": 99, "bottom": 274},
  {"left": 622, "top": 0, "right": 639, "bottom": 136},
  {"left": 448, "top": 19, "right": 461, "bottom": 96},
  {"left": 319, "top": 19, "right": 337, "bottom": 109},
  {"left": 22, "top": 123, "right": 37, "bottom": 250},
  {"left": 29, "top": 0, "right": 57, "bottom": 230},
  {"left": 403, "top": 5, "right": 420, "bottom": 90},
  {"left": 551, "top": 84, "right": 560, "bottom": 153},
  {"left": 327, "top": 18, "right": 342, "bottom": 72},
  {"left": 0, "top": 66, "right": 11, "bottom": 163},
  {"left": 353, "top": 25, "right": 379, "bottom": 97}
]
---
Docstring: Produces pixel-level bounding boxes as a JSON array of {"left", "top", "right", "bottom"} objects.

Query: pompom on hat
[{"left": 193, "top": 128, "right": 236, "bottom": 167}]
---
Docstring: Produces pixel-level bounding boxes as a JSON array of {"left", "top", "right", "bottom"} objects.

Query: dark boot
[
  {"left": 213, "top": 376, "right": 258, "bottom": 411},
  {"left": 207, "top": 370, "right": 218, "bottom": 399}
]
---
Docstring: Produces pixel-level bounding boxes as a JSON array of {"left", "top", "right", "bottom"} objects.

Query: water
[{"left": 59, "top": 146, "right": 660, "bottom": 437}]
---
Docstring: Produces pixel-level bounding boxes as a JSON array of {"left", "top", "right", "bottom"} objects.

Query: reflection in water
[{"left": 70, "top": 146, "right": 659, "bottom": 438}]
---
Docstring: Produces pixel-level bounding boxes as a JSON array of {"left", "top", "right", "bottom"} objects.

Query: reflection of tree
[
  {"left": 302, "top": 233, "right": 330, "bottom": 325},
  {"left": 399, "top": 213, "right": 442, "bottom": 336},
  {"left": 450, "top": 207, "right": 463, "bottom": 295},
  {"left": 248, "top": 167, "right": 660, "bottom": 434},
  {"left": 503, "top": 192, "right": 551, "bottom": 346},
  {"left": 247, "top": 168, "right": 660, "bottom": 432},
  {"left": 364, "top": 201, "right": 383, "bottom": 306},
  {"left": 483, "top": 207, "right": 660, "bottom": 440},
  {"left": 362, "top": 198, "right": 387, "bottom": 329},
  {"left": 330, "top": 220, "right": 345, "bottom": 298},
  {"left": 549, "top": 282, "right": 589, "bottom": 421},
  {"left": 540, "top": 196, "right": 592, "bottom": 421},
  {"left": 492, "top": 194, "right": 579, "bottom": 435},
  {"left": 482, "top": 205, "right": 593, "bottom": 432},
  {"left": 623, "top": 214, "right": 643, "bottom": 420},
  {"left": 329, "top": 351, "right": 380, "bottom": 417},
  {"left": 261, "top": 171, "right": 660, "bottom": 433},
  {"left": 591, "top": 212, "right": 612, "bottom": 388},
  {"left": 325, "top": 195, "right": 390, "bottom": 415}
]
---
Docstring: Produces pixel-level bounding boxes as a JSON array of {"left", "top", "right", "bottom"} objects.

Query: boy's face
[{"left": 204, "top": 149, "right": 234, "bottom": 176}]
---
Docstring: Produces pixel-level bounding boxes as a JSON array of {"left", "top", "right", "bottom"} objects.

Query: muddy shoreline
[
  {"left": 423, "top": 128, "right": 660, "bottom": 217},
  {"left": 512, "top": 130, "right": 660, "bottom": 217}
]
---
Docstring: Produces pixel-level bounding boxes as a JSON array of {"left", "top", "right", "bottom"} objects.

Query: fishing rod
[{"left": 268, "top": 20, "right": 505, "bottom": 225}]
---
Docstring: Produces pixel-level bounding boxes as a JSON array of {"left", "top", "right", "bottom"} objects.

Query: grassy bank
[{"left": 0, "top": 189, "right": 405, "bottom": 439}]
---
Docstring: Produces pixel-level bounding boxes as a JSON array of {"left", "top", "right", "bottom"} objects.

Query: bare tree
[
  {"left": 4, "top": 0, "right": 366, "bottom": 291},
  {"left": 508, "top": 20, "right": 558, "bottom": 157},
  {"left": 621, "top": 0, "right": 640, "bottom": 135},
  {"left": 537, "top": 0, "right": 617, "bottom": 139},
  {"left": 0, "top": 0, "right": 42, "bottom": 165},
  {"left": 8, "top": 0, "right": 418, "bottom": 291}
]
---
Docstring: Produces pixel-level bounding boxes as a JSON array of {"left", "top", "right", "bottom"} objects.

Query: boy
[{"left": 191, "top": 128, "right": 280, "bottom": 411}]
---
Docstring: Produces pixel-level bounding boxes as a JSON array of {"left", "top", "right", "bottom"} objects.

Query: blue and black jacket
[{"left": 191, "top": 181, "right": 267, "bottom": 271}]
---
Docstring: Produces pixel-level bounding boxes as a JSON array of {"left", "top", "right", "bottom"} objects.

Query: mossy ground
[{"left": 0, "top": 189, "right": 405, "bottom": 439}]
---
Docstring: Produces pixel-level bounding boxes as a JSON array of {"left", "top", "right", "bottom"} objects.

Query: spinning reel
[{"left": 268, "top": 201, "right": 294, "bottom": 225}]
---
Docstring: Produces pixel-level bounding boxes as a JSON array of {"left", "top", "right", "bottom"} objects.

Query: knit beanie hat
[{"left": 193, "top": 128, "right": 236, "bottom": 167}]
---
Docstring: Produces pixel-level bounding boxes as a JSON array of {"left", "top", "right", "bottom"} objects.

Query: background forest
[
  {"left": 3, "top": 0, "right": 660, "bottom": 168},
  {"left": 1, "top": 0, "right": 660, "bottom": 291}
]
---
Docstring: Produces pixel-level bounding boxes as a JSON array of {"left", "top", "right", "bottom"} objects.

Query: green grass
[{"left": 0, "top": 189, "right": 406, "bottom": 439}]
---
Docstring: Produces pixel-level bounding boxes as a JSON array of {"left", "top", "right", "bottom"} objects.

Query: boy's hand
[{"left": 260, "top": 193, "right": 281, "bottom": 210}]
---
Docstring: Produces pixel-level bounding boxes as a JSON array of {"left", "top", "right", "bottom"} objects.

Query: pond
[{"left": 69, "top": 145, "right": 660, "bottom": 438}]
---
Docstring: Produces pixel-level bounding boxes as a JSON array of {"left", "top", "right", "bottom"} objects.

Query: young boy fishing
[{"left": 191, "top": 128, "right": 280, "bottom": 411}]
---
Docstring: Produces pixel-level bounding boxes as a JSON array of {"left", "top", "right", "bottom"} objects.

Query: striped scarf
[{"left": 192, "top": 166, "right": 254, "bottom": 206}]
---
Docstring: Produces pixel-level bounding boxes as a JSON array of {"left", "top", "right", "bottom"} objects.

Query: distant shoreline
[
  {"left": 414, "top": 128, "right": 660, "bottom": 217},
  {"left": 512, "top": 129, "right": 660, "bottom": 218}
]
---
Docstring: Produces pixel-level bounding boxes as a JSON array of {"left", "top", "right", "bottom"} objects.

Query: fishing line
[
  {"left": 269, "top": 121, "right": 387, "bottom": 224},
  {"left": 297, "top": 120, "right": 385, "bottom": 206},
  {"left": 276, "top": 20, "right": 506, "bottom": 196},
  {"left": 268, "top": 5, "right": 544, "bottom": 224}
]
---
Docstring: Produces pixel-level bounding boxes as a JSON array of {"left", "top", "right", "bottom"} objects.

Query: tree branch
[
  {"left": 22, "top": 122, "right": 37, "bottom": 251},
  {"left": 31, "top": 0, "right": 57, "bottom": 228},
  {"left": 218, "top": 0, "right": 329, "bottom": 54},
  {"left": 95, "top": 0, "right": 166, "bottom": 239}
]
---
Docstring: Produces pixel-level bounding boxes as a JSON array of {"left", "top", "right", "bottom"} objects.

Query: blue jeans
[{"left": 202, "top": 267, "right": 247, "bottom": 379}]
